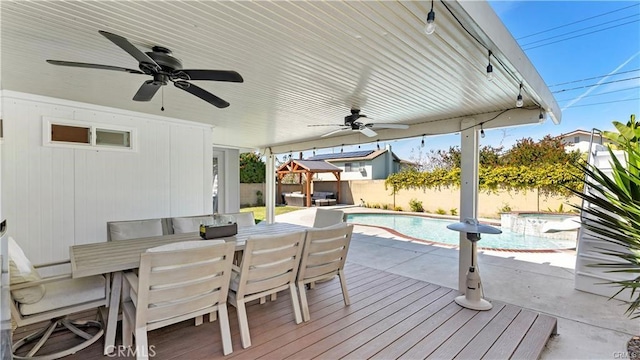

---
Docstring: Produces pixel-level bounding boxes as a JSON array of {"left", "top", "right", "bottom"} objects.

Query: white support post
[
  {"left": 265, "top": 149, "right": 276, "bottom": 224},
  {"left": 459, "top": 119, "right": 479, "bottom": 293}
]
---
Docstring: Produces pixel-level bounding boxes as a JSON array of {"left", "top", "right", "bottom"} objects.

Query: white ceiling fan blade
[
  {"left": 359, "top": 127, "right": 377, "bottom": 137},
  {"left": 321, "top": 127, "right": 349, "bottom": 137},
  {"left": 368, "top": 123, "right": 409, "bottom": 129}
]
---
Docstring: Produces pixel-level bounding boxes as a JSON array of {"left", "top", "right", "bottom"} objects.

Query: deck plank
[
  {"left": 482, "top": 310, "right": 538, "bottom": 359},
  {"left": 232, "top": 277, "right": 423, "bottom": 359},
  {"left": 454, "top": 305, "right": 522, "bottom": 359},
  {"left": 401, "top": 306, "right": 482, "bottom": 359},
  {"left": 15, "top": 264, "right": 556, "bottom": 360},
  {"left": 313, "top": 287, "right": 454, "bottom": 360},
  {"left": 282, "top": 284, "right": 444, "bottom": 360},
  {"left": 426, "top": 304, "right": 505, "bottom": 359},
  {"left": 509, "top": 315, "right": 558, "bottom": 360}
]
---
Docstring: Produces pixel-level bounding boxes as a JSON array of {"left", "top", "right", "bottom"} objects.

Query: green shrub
[
  {"left": 546, "top": 203, "right": 564, "bottom": 213},
  {"left": 255, "top": 190, "right": 264, "bottom": 206},
  {"left": 450, "top": 208, "right": 458, "bottom": 216},
  {"left": 382, "top": 204, "right": 390, "bottom": 210},
  {"left": 409, "top": 198, "right": 424, "bottom": 212},
  {"left": 394, "top": 206, "right": 403, "bottom": 211},
  {"left": 498, "top": 203, "right": 512, "bottom": 213},
  {"left": 436, "top": 208, "right": 447, "bottom": 215}
]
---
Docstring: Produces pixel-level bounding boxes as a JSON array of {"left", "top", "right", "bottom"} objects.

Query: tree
[
  {"left": 239, "top": 152, "right": 266, "bottom": 183},
  {"left": 503, "top": 135, "right": 580, "bottom": 167}
]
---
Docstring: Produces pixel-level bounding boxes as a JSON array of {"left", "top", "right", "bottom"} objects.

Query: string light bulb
[
  {"left": 312, "top": 147, "right": 316, "bottom": 157},
  {"left": 516, "top": 83, "right": 524, "bottom": 107},
  {"left": 480, "top": 124, "right": 485, "bottom": 138},
  {"left": 486, "top": 50, "right": 493, "bottom": 82},
  {"left": 421, "top": 134, "right": 425, "bottom": 148},
  {"left": 376, "top": 140, "right": 380, "bottom": 150},
  {"left": 424, "top": 0, "right": 436, "bottom": 35},
  {"left": 539, "top": 110, "right": 545, "bottom": 121},
  {"left": 340, "top": 144, "right": 344, "bottom": 153}
]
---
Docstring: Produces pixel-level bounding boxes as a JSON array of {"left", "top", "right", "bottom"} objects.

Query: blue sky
[{"left": 299, "top": 1, "right": 640, "bottom": 163}]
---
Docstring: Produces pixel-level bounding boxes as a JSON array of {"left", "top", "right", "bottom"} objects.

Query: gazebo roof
[{"left": 276, "top": 159, "right": 342, "bottom": 174}]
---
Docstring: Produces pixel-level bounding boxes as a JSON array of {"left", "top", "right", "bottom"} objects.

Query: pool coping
[{"left": 345, "top": 211, "right": 577, "bottom": 253}]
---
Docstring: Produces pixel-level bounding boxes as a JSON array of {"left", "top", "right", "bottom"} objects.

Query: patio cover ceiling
[{"left": 0, "top": 1, "right": 560, "bottom": 153}]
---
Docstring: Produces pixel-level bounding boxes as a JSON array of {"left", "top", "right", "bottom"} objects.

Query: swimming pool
[{"left": 345, "top": 213, "right": 577, "bottom": 250}]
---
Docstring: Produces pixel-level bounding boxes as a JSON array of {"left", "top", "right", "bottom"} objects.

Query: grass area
[{"left": 240, "top": 206, "right": 303, "bottom": 223}]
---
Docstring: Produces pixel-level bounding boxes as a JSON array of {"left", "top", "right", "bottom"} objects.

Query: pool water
[{"left": 346, "top": 213, "right": 576, "bottom": 250}]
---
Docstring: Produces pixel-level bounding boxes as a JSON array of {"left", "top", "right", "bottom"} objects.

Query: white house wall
[{"left": 1, "top": 92, "right": 215, "bottom": 264}]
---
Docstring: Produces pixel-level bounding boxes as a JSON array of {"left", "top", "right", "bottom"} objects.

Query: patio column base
[{"left": 455, "top": 295, "right": 492, "bottom": 311}]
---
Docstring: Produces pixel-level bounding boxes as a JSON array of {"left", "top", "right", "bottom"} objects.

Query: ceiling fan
[
  {"left": 46, "top": 30, "right": 243, "bottom": 108},
  {"left": 310, "top": 109, "right": 409, "bottom": 138}
]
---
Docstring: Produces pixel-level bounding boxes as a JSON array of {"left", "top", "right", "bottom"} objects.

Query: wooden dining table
[{"left": 69, "top": 222, "right": 308, "bottom": 355}]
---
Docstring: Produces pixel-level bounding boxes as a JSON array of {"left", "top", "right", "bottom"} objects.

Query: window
[
  {"left": 96, "top": 128, "right": 131, "bottom": 147},
  {"left": 345, "top": 163, "right": 352, "bottom": 172},
  {"left": 51, "top": 124, "right": 90, "bottom": 144},
  {"left": 344, "top": 162, "right": 365, "bottom": 172},
  {"left": 43, "top": 117, "right": 136, "bottom": 151},
  {"left": 574, "top": 136, "right": 580, "bottom": 144}
]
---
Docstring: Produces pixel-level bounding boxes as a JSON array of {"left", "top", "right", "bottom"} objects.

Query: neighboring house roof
[
  {"left": 557, "top": 129, "right": 604, "bottom": 140},
  {"left": 306, "top": 149, "right": 400, "bottom": 163}
]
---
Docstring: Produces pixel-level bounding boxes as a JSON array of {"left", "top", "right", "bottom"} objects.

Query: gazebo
[{"left": 276, "top": 159, "right": 342, "bottom": 207}]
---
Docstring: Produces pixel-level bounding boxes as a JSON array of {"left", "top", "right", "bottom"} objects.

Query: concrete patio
[{"left": 276, "top": 206, "right": 637, "bottom": 359}]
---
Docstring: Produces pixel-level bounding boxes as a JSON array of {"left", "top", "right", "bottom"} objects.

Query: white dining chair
[
  {"left": 107, "top": 218, "right": 168, "bottom": 241},
  {"left": 227, "top": 231, "right": 305, "bottom": 348},
  {"left": 121, "top": 240, "right": 235, "bottom": 359},
  {"left": 313, "top": 208, "right": 345, "bottom": 228},
  {"left": 169, "top": 215, "right": 215, "bottom": 234},
  {"left": 220, "top": 211, "right": 256, "bottom": 228},
  {"left": 297, "top": 223, "right": 354, "bottom": 321}
]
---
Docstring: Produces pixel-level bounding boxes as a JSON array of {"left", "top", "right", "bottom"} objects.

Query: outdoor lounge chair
[
  {"left": 297, "top": 223, "right": 353, "bottom": 321},
  {"left": 228, "top": 231, "right": 305, "bottom": 348},
  {"left": 121, "top": 240, "right": 235, "bottom": 359},
  {"left": 9, "top": 237, "right": 108, "bottom": 359}
]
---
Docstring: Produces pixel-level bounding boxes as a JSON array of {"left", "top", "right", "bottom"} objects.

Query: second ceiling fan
[{"left": 310, "top": 109, "right": 409, "bottom": 138}]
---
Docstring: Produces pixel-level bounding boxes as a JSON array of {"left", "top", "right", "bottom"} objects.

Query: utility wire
[
  {"left": 523, "top": 19, "right": 639, "bottom": 51},
  {"left": 517, "top": 3, "right": 639, "bottom": 40},
  {"left": 556, "top": 86, "right": 640, "bottom": 102},
  {"left": 564, "top": 97, "right": 640, "bottom": 108},
  {"left": 521, "top": 14, "right": 638, "bottom": 47},
  {"left": 549, "top": 69, "right": 639, "bottom": 87},
  {"left": 552, "top": 77, "right": 640, "bottom": 93}
]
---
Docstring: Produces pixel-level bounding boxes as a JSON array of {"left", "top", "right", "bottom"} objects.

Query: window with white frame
[
  {"left": 43, "top": 117, "right": 136, "bottom": 151},
  {"left": 344, "top": 162, "right": 365, "bottom": 172}
]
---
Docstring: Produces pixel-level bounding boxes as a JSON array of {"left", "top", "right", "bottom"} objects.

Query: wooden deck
[{"left": 15, "top": 263, "right": 557, "bottom": 359}]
